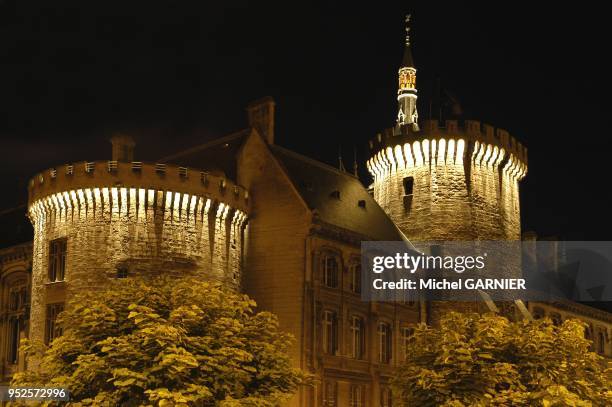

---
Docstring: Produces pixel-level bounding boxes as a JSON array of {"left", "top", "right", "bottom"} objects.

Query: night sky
[{"left": 0, "top": 1, "right": 609, "bottom": 240}]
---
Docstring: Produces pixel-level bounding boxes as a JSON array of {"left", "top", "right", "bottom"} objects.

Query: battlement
[
  {"left": 28, "top": 160, "right": 250, "bottom": 214},
  {"left": 368, "top": 119, "right": 528, "bottom": 166}
]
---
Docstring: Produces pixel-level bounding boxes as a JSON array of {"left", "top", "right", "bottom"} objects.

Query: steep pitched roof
[{"left": 270, "top": 145, "right": 403, "bottom": 241}]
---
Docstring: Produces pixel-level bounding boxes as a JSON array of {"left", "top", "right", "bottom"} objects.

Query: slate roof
[{"left": 270, "top": 145, "right": 404, "bottom": 241}]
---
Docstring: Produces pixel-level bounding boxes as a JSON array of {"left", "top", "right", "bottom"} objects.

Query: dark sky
[{"left": 0, "top": 1, "right": 609, "bottom": 240}]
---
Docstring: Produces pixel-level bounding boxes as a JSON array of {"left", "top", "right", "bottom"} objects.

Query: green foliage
[
  {"left": 12, "top": 277, "right": 307, "bottom": 406},
  {"left": 392, "top": 312, "right": 612, "bottom": 406}
]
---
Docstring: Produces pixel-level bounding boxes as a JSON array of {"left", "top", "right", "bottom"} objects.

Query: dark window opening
[
  {"left": 8, "top": 318, "right": 20, "bottom": 364},
  {"left": 323, "top": 255, "right": 339, "bottom": 288},
  {"left": 322, "top": 310, "right": 338, "bottom": 355},
  {"left": 116, "top": 267, "right": 128, "bottom": 279},
  {"left": 357, "top": 199, "right": 366, "bottom": 208},
  {"left": 403, "top": 176, "right": 414, "bottom": 195},
  {"left": 48, "top": 238, "right": 67, "bottom": 282},
  {"left": 45, "top": 303, "right": 64, "bottom": 345},
  {"left": 330, "top": 190, "right": 341, "bottom": 199}
]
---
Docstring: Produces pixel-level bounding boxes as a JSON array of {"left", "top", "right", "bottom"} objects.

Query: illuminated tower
[
  {"left": 26, "top": 140, "right": 249, "bottom": 347},
  {"left": 366, "top": 17, "right": 528, "bottom": 242},
  {"left": 397, "top": 15, "right": 419, "bottom": 130}
]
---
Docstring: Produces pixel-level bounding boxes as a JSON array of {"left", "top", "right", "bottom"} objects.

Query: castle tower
[
  {"left": 26, "top": 139, "right": 249, "bottom": 347},
  {"left": 366, "top": 17, "right": 528, "bottom": 242}
]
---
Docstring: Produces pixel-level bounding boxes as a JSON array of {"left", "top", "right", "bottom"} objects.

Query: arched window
[
  {"left": 322, "top": 310, "right": 338, "bottom": 355},
  {"left": 378, "top": 321, "right": 392, "bottom": 364},
  {"left": 322, "top": 254, "right": 339, "bottom": 288},
  {"left": 349, "top": 315, "right": 365, "bottom": 359}
]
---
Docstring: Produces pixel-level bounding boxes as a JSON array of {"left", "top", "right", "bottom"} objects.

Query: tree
[
  {"left": 12, "top": 276, "right": 307, "bottom": 406},
  {"left": 392, "top": 312, "right": 612, "bottom": 406}
]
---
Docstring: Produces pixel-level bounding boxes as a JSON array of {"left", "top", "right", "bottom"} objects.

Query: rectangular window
[
  {"left": 323, "top": 255, "right": 339, "bottom": 288},
  {"left": 349, "top": 384, "right": 365, "bottom": 407},
  {"left": 378, "top": 322, "right": 392, "bottom": 364},
  {"left": 323, "top": 381, "right": 337, "bottom": 406},
  {"left": 401, "top": 327, "right": 415, "bottom": 362},
  {"left": 380, "top": 387, "right": 393, "bottom": 407},
  {"left": 8, "top": 317, "right": 20, "bottom": 364},
  {"left": 45, "top": 303, "right": 64, "bottom": 345},
  {"left": 349, "top": 264, "right": 361, "bottom": 294},
  {"left": 350, "top": 316, "right": 365, "bottom": 359},
  {"left": 48, "top": 238, "right": 67, "bottom": 282},
  {"left": 402, "top": 176, "right": 414, "bottom": 195},
  {"left": 322, "top": 310, "right": 338, "bottom": 355}
]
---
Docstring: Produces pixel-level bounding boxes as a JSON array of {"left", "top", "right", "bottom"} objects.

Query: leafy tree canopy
[
  {"left": 393, "top": 312, "right": 612, "bottom": 406},
  {"left": 13, "top": 276, "right": 307, "bottom": 406}
]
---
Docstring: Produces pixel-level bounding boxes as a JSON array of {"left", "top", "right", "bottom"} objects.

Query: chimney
[
  {"left": 246, "top": 97, "right": 275, "bottom": 144},
  {"left": 110, "top": 133, "right": 136, "bottom": 162}
]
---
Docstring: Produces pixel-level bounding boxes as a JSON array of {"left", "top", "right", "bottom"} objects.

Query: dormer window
[{"left": 330, "top": 190, "right": 341, "bottom": 200}]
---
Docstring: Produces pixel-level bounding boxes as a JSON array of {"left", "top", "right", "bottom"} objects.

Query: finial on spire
[
  {"left": 353, "top": 146, "right": 358, "bottom": 177},
  {"left": 405, "top": 14, "right": 412, "bottom": 46}
]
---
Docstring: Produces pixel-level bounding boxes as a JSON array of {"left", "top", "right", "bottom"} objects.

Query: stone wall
[{"left": 27, "top": 161, "right": 249, "bottom": 347}]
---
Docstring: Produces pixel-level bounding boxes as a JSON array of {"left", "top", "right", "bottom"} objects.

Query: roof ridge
[
  {"left": 158, "top": 129, "right": 250, "bottom": 163},
  {"left": 270, "top": 145, "right": 358, "bottom": 180}
]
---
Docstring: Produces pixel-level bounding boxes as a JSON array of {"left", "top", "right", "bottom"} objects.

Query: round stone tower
[
  {"left": 366, "top": 19, "right": 527, "bottom": 242},
  {"left": 26, "top": 135, "right": 249, "bottom": 346}
]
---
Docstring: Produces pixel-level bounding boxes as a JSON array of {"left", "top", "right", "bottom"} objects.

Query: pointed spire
[{"left": 402, "top": 14, "right": 415, "bottom": 68}]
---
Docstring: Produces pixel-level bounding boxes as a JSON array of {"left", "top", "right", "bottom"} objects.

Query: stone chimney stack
[
  {"left": 246, "top": 97, "right": 275, "bottom": 144},
  {"left": 110, "top": 133, "right": 136, "bottom": 162}
]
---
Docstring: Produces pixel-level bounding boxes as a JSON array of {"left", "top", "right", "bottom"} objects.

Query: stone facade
[{"left": 26, "top": 161, "right": 249, "bottom": 348}]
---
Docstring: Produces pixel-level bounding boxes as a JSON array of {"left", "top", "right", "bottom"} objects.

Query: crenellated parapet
[
  {"left": 28, "top": 160, "right": 250, "bottom": 216},
  {"left": 366, "top": 119, "right": 527, "bottom": 181}
]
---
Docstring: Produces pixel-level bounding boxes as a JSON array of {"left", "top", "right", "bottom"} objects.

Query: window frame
[
  {"left": 378, "top": 321, "right": 393, "bottom": 364},
  {"left": 322, "top": 310, "right": 338, "bottom": 355},
  {"left": 323, "top": 380, "right": 337, "bottom": 407},
  {"left": 349, "top": 315, "right": 366, "bottom": 359},
  {"left": 400, "top": 326, "right": 415, "bottom": 362},
  {"left": 48, "top": 238, "right": 67, "bottom": 282},
  {"left": 322, "top": 253, "right": 340, "bottom": 289},
  {"left": 349, "top": 384, "right": 365, "bottom": 407},
  {"left": 44, "top": 302, "right": 64, "bottom": 345}
]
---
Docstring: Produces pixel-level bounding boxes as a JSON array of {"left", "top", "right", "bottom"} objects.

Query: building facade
[{"left": 1, "top": 20, "right": 611, "bottom": 407}]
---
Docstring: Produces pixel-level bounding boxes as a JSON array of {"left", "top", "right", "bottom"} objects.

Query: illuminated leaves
[
  {"left": 393, "top": 312, "right": 612, "bottom": 406},
  {"left": 11, "top": 276, "right": 307, "bottom": 405}
]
